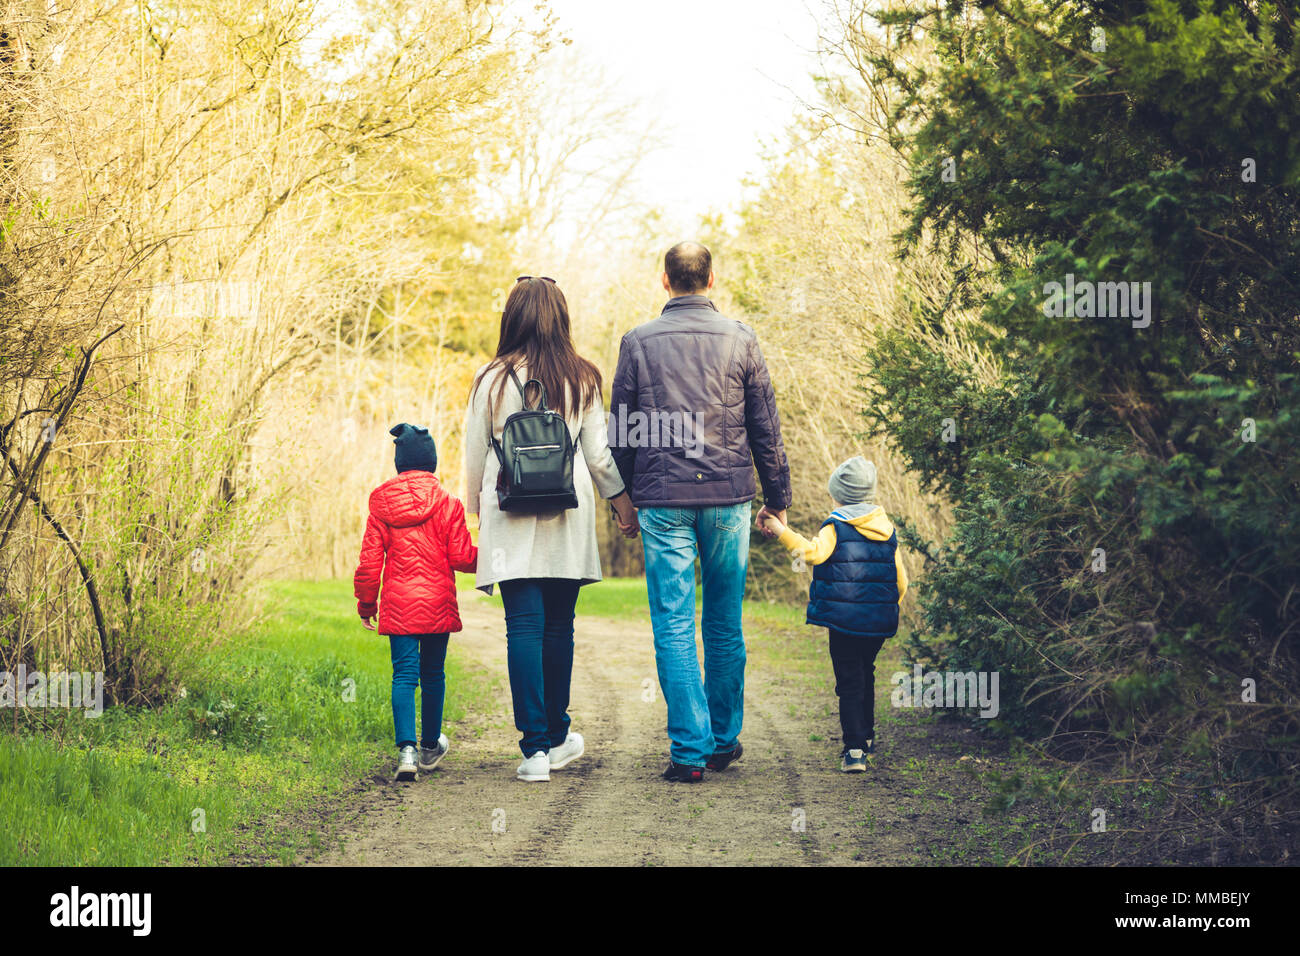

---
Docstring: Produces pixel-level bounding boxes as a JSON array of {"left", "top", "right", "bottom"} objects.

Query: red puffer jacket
[{"left": 354, "top": 471, "right": 478, "bottom": 635}]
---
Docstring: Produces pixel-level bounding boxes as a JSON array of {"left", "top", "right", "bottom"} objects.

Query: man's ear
[
  {"left": 707, "top": 270, "right": 716, "bottom": 291},
  {"left": 661, "top": 271, "right": 672, "bottom": 293}
]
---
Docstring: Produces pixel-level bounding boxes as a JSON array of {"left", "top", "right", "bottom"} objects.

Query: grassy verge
[
  {"left": 456, "top": 571, "right": 670, "bottom": 620},
  {"left": 0, "top": 579, "right": 497, "bottom": 866},
  {"left": 737, "top": 586, "right": 1186, "bottom": 865}
]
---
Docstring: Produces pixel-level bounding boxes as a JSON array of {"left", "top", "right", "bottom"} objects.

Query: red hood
[{"left": 369, "top": 471, "right": 445, "bottom": 528}]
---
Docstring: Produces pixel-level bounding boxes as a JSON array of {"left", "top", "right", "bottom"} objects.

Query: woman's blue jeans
[
  {"left": 499, "top": 578, "right": 581, "bottom": 757},
  {"left": 389, "top": 633, "right": 449, "bottom": 749}
]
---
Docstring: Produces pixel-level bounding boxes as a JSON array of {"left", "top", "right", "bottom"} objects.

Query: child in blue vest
[{"left": 762, "top": 456, "right": 908, "bottom": 772}]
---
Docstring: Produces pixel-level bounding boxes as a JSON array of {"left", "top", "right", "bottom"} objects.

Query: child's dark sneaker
[
  {"left": 864, "top": 738, "right": 875, "bottom": 754},
  {"left": 705, "top": 741, "right": 743, "bottom": 771},
  {"left": 662, "top": 761, "right": 705, "bottom": 783},
  {"left": 396, "top": 745, "right": 419, "bottom": 781},
  {"left": 841, "top": 748, "right": 867, "bottom": 773},
  {"left": 418, "top": 733, "right": 449, "bottom": 771}
]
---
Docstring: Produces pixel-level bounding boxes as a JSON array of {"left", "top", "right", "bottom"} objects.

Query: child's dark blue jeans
[
  {"left": 389, "top": 633, "right": 449, "bottom": 749},
  {"left": 827, "top": 630, "right": 888, "bottom": 750}
]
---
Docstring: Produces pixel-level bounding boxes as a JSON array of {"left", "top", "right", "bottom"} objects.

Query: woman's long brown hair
[{"left": 471, "top": 278, "right": 602, "bottom": 421}]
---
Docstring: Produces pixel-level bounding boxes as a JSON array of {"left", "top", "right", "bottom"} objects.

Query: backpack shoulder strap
[{"left": 488, "top": 366, "right": 515, "bottom": 466}]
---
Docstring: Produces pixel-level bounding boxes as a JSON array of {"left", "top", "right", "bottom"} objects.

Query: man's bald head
[{"left": 664, "top": 241, "right": 713, "bottom": 296}]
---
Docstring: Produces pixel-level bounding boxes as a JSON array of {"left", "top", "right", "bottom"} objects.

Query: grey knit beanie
[{"left": 828, "top": 456, "right": 877, "bottom": 505}]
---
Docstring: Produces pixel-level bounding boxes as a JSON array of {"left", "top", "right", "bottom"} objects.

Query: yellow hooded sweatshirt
[{"left": 778, "top": 505, "right": 908, "bottom": 602}]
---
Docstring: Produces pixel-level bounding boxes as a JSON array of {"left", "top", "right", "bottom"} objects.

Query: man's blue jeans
[
  {"left": 389, "top": 633, "right": 449, "bottom": 749},
  {"left": 638, "top": 503, "right": 751, "bottom": 767},
  {"left": 499, "top": 578, "right": 581, "bottom": 757}
]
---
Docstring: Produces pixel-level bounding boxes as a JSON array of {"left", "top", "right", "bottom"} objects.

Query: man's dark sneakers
[
  {"left": 662, "top": 761, "right": 705, "bottom": 783},
  {"left": 705, "top": 742, "right": 744, "bottom": 772}
]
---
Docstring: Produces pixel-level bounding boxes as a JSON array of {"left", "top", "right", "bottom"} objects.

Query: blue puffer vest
[{"left": 806, "top": 511, "right": 900, "bottom": 637}]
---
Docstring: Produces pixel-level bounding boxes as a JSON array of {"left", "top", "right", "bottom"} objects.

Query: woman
[{"left": 465, "top": 276, "right": 637, "bottom": 782}]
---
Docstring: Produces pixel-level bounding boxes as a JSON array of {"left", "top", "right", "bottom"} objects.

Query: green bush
[{"left": 858, "top": 0, "right": 1300, "bottom": 861}]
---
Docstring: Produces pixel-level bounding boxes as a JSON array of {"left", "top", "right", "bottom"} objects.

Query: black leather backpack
[{"left": 491, "top": 370, "right": 578, "bottom": 512}]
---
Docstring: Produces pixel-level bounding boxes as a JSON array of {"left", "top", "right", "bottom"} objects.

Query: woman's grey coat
[{"left": 464, "top": 362, "right": 625, "bottom": 593}]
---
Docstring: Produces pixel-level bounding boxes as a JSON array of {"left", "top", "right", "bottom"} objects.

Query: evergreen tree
[{"left": 863, "top": 0, "right": 1299, "bottom": 860}]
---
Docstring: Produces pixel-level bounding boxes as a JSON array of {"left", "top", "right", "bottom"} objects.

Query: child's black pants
[{"left": 827, "top": 630, "right": 888, "bottom": 750}]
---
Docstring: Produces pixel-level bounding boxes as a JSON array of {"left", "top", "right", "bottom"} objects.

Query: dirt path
[{"left": 304, "top": 592, "right": 1007, "bottom": 866}]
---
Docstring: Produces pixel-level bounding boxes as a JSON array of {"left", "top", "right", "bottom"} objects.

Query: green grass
[
  {"left": 0, "top": 579, "right": 495, "bottom": 866},
  {"left": 459, "top": 572, "right": 660, "bottom": 619},
  {"left": 461, "top": 571, "right": 809, "bottom": 628}
]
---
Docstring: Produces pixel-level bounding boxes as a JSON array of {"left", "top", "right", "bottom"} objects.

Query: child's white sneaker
[
  {"left": 396, "top": 745, "right": 419, "bottom": 781},
  {"left": 517, "top": 750, "right": 550, "bottom": 782},
  {"left": 419, "top": 734, "right": 449, "bottom": 771},
  {"left": 548, "top": 732, "right": 585, "bottom": 770}
]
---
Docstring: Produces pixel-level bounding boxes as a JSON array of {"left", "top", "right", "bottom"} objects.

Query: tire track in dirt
[
  {"left": 501, "top": 658, "right": 619, "bottom": 865},
  {"left": 515, "top": 612, "right": 677, "bottom": 866},
  {"left": 745, "top": 699, "right": 824, "bottom": 862}
]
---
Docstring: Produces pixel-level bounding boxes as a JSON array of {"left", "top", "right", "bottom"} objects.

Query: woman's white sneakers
[
  {"left": 517, "top": 751, "right": 551, "bottom": 782},
  {"left": 548, "top": 732, "right": 585, "bottom": 770},
  {"left": 517, "top": 732, "right": 585, "bottom": 781}
]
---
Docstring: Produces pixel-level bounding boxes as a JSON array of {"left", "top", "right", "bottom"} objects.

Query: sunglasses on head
[{"left": 516, "top": 275, "right": 557, "bottom": 285}]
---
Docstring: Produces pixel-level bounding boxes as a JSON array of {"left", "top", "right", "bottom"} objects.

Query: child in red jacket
[{"left": 354, "top": 423, "right": 477, "bottom": 781}]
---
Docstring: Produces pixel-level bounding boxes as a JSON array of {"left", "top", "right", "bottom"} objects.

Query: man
[{"left": 609, "top": 241, "right": 792, "bottom": 782}]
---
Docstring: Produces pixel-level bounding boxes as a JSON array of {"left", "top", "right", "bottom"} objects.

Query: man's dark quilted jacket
[{"left": 608, "top": 294, "right": 792, "bottom": 510}]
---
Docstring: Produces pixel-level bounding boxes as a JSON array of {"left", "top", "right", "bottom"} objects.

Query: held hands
[
  {"left": 756, "top": 505, "right": 787, "bottom": 539},
  {"left": 610, "top": 492, "right": 639, "bottom": 538}
]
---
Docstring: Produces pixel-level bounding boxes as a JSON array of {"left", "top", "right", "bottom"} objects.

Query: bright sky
[{"left": 542, "top": 0, "right": 824, "bottom": 233}]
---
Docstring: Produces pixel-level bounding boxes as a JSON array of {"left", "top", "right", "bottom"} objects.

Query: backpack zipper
[{"left": 513, "top": 443, "right": 562, "bottom": 486}]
